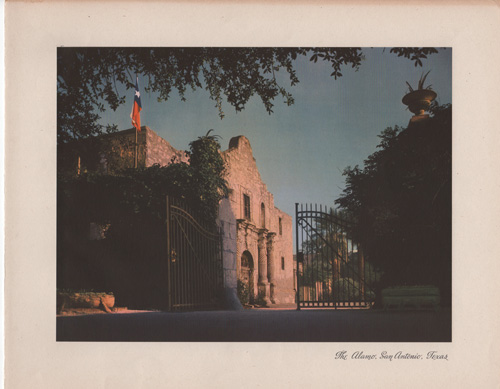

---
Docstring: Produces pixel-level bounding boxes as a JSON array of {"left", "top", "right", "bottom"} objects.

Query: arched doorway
[{"left": 240, "top": 251, "right": 255, "bottom": 304}]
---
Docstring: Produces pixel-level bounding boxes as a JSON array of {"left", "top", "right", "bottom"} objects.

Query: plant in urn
[{"left": 402, "top": 71, "right": 437, "bottom": 116}]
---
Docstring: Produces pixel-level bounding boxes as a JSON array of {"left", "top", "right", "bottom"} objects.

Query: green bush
[{"left": 237, "top": 279, "right": 249, "bottom": 305}]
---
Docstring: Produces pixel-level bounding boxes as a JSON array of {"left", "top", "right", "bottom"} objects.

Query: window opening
[{"left": 243, "top": 194, "right": 251, "bottom": 220}]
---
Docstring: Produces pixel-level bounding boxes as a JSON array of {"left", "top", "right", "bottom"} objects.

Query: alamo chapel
[{"left": 103, "top": 126, "right": 295, "bottom": 306}]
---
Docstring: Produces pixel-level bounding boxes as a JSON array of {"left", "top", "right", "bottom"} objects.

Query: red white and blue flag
[{"left": 130, "top": 76, "right": 142, "bottom": 131}]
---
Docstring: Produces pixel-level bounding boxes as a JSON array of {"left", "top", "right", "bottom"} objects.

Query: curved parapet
[{"left": 228, "top": 135, "right": 252, "bottom": 151}]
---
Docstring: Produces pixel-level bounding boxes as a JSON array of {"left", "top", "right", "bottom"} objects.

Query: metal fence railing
[
  {"left": 166, "top": 196, "right": 224, "bottom": 311},
  {"left": 295, "top": 203, "right": 378, "bottom": 309}
]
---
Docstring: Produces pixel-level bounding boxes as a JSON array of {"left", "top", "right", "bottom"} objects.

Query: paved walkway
[{"left": 57, "top": 308, "right": 451, "bottom": 342}]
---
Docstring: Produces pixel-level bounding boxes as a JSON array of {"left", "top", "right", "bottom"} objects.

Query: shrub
[{"left": 237, "top": 279, "right": 249, "bottom": 305}]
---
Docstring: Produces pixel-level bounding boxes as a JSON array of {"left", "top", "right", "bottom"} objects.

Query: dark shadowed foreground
[{"left": 57, "top": 308, "right": 451, "bottom": 342}]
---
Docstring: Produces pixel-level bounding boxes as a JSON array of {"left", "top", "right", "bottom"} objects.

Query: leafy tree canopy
[
  {"left": 335, "top": 104, "right": 451, "bottom": 303},
  {"left": 57, "top": 47, "right": 438, "bottom": 144}
]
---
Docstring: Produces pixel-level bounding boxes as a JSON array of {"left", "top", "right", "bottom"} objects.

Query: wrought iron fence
[
  {"left": 295, "top": 203, "right": 378, "bottom": 309},
  {"left": 166, "top": 196, "right": 224, "bottom": 311}
]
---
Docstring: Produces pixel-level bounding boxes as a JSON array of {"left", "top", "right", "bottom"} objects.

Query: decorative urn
[{"left": 402, "top": 89, "right": 437, "bottom": 116}]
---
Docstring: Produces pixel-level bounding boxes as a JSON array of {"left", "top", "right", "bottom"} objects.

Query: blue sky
[{"left": 99, "top": 48, "right": 452, "bottom": 226}]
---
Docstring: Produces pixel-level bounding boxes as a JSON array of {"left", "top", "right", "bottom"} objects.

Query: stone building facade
[
  {"left": 218, "top": 136, "right": 295, "bottom": 305},
  {"left": 104, "top": 126, "right": 295, "bottom": 306}
]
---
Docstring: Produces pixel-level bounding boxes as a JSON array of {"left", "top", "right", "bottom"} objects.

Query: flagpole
[
  {"left": 133, "top": 74, "right": 140, "bottom": 169},
  {"left": 135, "top": 73, "right": 138, "bottom": 169},
  {"left": 134, "top": 126, "right": 137, "bottom": 169}
]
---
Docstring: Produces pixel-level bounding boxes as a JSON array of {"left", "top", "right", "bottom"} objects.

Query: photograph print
[{"left": 56, "top": 47, "right": 451, "bottom": 342}]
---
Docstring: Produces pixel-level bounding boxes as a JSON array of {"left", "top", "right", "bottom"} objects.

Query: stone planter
[
  {"left": 402, "top": 89, "right": 437, "bottom": 116},
  {"left": 57, "top": 292, "right": 115, "bottom": 313},
  {"left": 382, "top": 285, "right": 440, "bottom": 311}
]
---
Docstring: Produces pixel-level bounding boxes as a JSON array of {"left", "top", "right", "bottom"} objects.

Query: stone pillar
[
  {"left": 258, "top": 230, "right": 268, "bottom": 282},
  {"left": 235, "top": 223, "right": 243, "bottom": 278},
  {"left": 267, "top": 233, "right": 277, "bottom": 304},
  {"left": 257, "top": 230, "right": 271, "bottom": 306}
]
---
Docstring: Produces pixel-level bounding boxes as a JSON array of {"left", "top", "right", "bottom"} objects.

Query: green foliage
[
  {"left": 299, "top": 209, "right": 383, "bottom": 290},
  {"left": 237, "top": 279, "right": 250, "bottom": 305},
  {"left": 406, "top": 70, "right": 433, "bottom": 93},
  {"left": 299, "top": 210, "right": 352, "bottom": 286},
  {"left": 188, "top": 130, "right": 229, "bottom": 221},
  {"left": 299, "top": 254, "right": 381, "bottom": 290},
  {"left": 335, "top": 104, "right": 452, "bottom": 304},
  {"left": 58, "top": 47, "right": 438, "bottom": 150},
  {"left": 389, "top": 47, "right": 439, "bottom": 67}
]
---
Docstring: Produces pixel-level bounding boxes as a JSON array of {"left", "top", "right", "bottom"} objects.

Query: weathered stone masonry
[
  {"left": 98, "top": 127, "right": 188, "bottom": 173},
  {"left": 218, "top": 136, "right": 294, "bottom": 305},
  {"left": 109, "top": 127, "right": 295, "bottom": 305}
]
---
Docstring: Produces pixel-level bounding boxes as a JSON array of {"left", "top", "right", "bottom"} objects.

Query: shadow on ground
[{"left": 57, "top": 308, "right": 451, "bottom": 342}]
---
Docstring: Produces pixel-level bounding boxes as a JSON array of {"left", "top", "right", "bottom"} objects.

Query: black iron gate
[
  {"left": 166, "top": 196, "right": 224, "bottom": 311},
  {"left": 295, "top": 203, "right": 376, "bottom": 309}
]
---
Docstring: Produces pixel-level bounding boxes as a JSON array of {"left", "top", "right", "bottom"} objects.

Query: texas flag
[{"left": 130, "top": 76, "right": 142, "bottom": 131}]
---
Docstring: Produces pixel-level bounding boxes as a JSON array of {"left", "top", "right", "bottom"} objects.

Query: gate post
[{"left": 295, "top": 203, "right": 301, "bottom": 311}]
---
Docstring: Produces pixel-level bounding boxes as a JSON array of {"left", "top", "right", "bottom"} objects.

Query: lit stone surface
[{"left": 219, "top": 136, "right": 295, "bottom": 304}]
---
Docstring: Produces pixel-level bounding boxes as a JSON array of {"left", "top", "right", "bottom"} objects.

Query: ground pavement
[{"left": 57, "top": 307, "right": 451, "bottom": 342}]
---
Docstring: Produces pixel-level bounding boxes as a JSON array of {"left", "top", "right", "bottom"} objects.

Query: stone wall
[
  {"left": 268, "top": 207, "right": 294, "bottom": 303},
  {"left": 144, "top": 127, "right": 189, "bottom": 166},
  {"left": 218, "top": 197, "right": 238, "bottom": 291},
  {"left": 103, "top": 126, "right": 189, "bottom": 170},
  {"left": 102, "top": 128, "right": 147, "bottom": 172}
]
